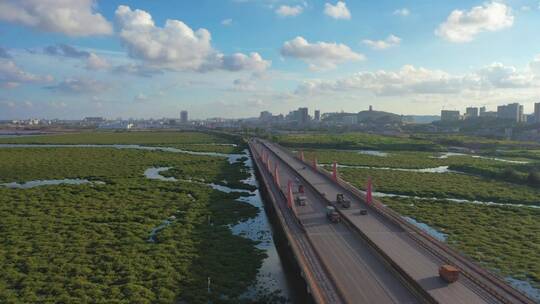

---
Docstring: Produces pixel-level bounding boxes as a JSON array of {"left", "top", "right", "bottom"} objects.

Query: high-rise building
[
  {"left": 480, "top": 106, "right": 486, "bottom": 117},
  {"left": 180, "top": 111, "right": 188, "bottom": 124},
  {"left": 441, "top": 110, "right": 460, "bottom": 121},
  {"left": 465, "top": 107, "right": 479, "bottom": 119},
  {"left": 535, "top": 102, "right": 540, "bottom": 123},
  {"left": 298, "top": 107, "right": 309, "bottom": 124},
  {"left": 314, "top": 110, "right": 321, "bottom": 121},
  {"left": 497, "top": 103, "right": 523, "bottom": 122}
]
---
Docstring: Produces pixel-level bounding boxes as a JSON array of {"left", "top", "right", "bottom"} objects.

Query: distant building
[
  {"left": 441, "top": 110, "right": 460, "bottom": 122},
  {"left": 298, "top": 107, "right": 309, "bottom": 124},
  {"left": 535, "top": 102, "right": 540, "bottom": 123},
  {"left": 480, "top": 106, "right": 486, "bottom": 117},
  {"left": 314, "top": 110, "right": 321, "bottom": 121},
  {"left": 342, "top": 115, "right": 358, "bottom": 125},
  {"left": 83, "top": 117, "right": 105, "bottom": 124},
  {"left": 465, "top": 107, "right": 479, "bottom": 119},
  {"left": 369, "top": 105, "right": 373, "bottom": 112},
  {"left": 259, "top": 111, "right": 272, "bottom": 122},
  {"left": 497, "top": 103, "right": 523, "bottom": 122},
  {"left": 180, "top": 111, "right": 188, "bottom": 124}
]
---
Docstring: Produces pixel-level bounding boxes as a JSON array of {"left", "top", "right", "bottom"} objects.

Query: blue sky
[{"left": 1, "top": 0, "right": 539, "bottom": 119}]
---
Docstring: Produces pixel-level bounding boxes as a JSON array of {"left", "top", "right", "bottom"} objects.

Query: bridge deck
[
  {"left": 257, "top": 139, "right": 534, "bottom": 304},
  {"left": 252, "top": 140, "right": 420, "bottom": 304}
]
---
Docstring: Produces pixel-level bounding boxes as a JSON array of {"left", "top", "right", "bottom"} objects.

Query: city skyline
[{"left": 1, "top": 0, "right": 540, "bottom": 119}]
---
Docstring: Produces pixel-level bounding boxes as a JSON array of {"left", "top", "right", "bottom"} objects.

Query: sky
[{"left": 0, "top": 0, "right": 539, "bottom": 120}]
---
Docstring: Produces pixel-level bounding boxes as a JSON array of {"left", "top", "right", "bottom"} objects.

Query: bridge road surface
[
  {"left": 252, "top": 140, "right": 420, "bottom": 304},
  {"left": 258, "top": 139, "right": 527, "bottom": 304}
]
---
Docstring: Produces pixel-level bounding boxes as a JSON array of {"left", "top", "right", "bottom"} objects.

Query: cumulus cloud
[
  {"left": 436, "top": 1, "right": 514, "bottom": 43},
  {"left": 216, "top": 53, "right": 271, "bottom": 72},
  {"left": 44, "top": 44, "right": 90, "bottom": 58},
  {"left": 363, "top": 35, "right": 401, "bottom": 50},
  {"left": 115, "top": 5, "right": 270, "bottom": 73},
  {"left": 393, "top": 8, "right": 410, "bottom": 16},
  {"left": 295, "top": 62, "right": 538, "bottom": 96},
  {"left": 324, "top": 1, "right": 351, "bottom": 20},
  {"left": 221, "top": 18, "right": 233, "bottom": 26},
  {"left": 112, "top": 63, "right": 164, "bottom": 77},
  {"left": 47, "top": 77, "right": 110, "bottom": 93},
  {"left": 281, "top": 36, "right": 364, "bottom": 70},
  {"left": 530, "top": 55, "right": 540, "bottom": 76},
  {"left": 0, "top": 47, "right": 12, "bottom": 59},
  {"left": 86, "top": 53, "right": 110, "bottom": 70},
  {"left": 276, "top": 5, "right": 303, "bottom": 17},
  {"left": 0, "top": 60, "right": 53, "bottom": 88},
  {"left": 44, "top": 44, "right": 110, "bottom": 71},
  {"left": 0, "top": 0, "right": 112, "bottom": 36}
]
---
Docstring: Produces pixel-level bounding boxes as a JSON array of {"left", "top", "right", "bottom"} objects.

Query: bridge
[{"left": 249, "top": 138, "right": 535, "bottom": 304}]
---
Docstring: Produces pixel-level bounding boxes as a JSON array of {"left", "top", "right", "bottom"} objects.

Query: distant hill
[
  {"left": 357, "top": 110, "right": 402, "bottom": 124},
  {"left": 403, "top": 115, "right": 440, "bottom": 124}
]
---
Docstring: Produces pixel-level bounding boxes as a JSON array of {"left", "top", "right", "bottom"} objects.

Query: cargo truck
[
  {"left": 439, "top": 265, "right": 460, "bottom": 283},
  {"left": 326, "top": 206, "right": 341, "bottom": 223}
]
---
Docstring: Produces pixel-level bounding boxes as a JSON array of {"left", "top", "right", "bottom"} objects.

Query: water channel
[{"left": 0, "top": 144, "right": 303, "bottom": 302}]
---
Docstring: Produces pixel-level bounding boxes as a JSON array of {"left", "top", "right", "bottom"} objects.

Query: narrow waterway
[
  {"left": 321, "top": 164, "right": 457, "bottom": 174},
  {"left": 142, "top": 150, "right": 302, "bottom": 302},
  {"left": 1, "top": 179, "right": 105, "bottom": 188},
  {"left": 432, "top": 152, "right": 530, "bottom": 164}
]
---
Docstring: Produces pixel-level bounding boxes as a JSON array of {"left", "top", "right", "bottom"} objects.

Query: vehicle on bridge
[
  {"left": 295, "top": 195, "right": 307, "bottom": 206},
  {"left": 439, "top": 265, "right": 460, "bottom": 283},
  {"left": 326, "top": 206, "right": 341, "bottom": 223},
  {"left": 336, "top": 193, "right": 351, "bottom": 209}
]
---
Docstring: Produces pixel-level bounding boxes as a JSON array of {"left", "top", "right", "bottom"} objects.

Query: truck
[
  {"left": 326, "top": 206, "right": 341, "bottom": 223},
  {"left": 439, "top": 265, "right": 460, "bottom": 283},
  {"left": 295, "top": 195, "right": 307, "bottom": 206},
  {"left": 336, "top": 193, "right": 351, "bottom": 209}
]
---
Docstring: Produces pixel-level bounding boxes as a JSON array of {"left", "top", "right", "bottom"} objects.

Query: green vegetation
[
  {"left": 275, "top": 132, "right": 440, "bottom": 151},
  {"left": 0, "top": 131, "right": 244, "bottom": 154},
  {"left": 0, "top": 133, "right": 269, "bottom": 303},
  {"left": 302, "top": 149, "right": 524, "bottom": 169},
  {"left": 339, "top": 168, "right": 540, "bottom": 206},
  {"left": 382, "top": 197, "right": 540, "bottom": 288},
  {"left": 449, "top": 163, "right": 540, "bottom": 189}
]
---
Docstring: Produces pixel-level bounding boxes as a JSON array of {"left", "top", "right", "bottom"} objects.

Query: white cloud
[
  {"left": 221, "top": 18, "right": 233, "bottom": 26},
  {"left": 295, "top": 62, "right": 538, "bottom": 96},
  {"left": 0, "top": 60, "right": 53, "bottom": 88},
  {"left": 363, "top": 35, "right": 401, "bottom": 50},
  {"left": 476, "top": 62, "right": 535, "bottom": 88},
  {"left": 0, "top": 0, "right": 112, "bottom": 36},
  {"left": 276, "top": 5, "right": 303, "bottom": 17},
  {"left": 86, "top": 53, "right": 110, "bottom": 70},
  {"left": 324, "top": 1, "right": 351, "bottom": 20},
  {"left": 112, "top": 63, "right": 163, "bottom": 77},
  {"left": 281, "top": 36, "right": 364, "bottom": 70},
  {"left": 115, "top": 5, "right": 270, "bottom": 72},
  {"left": 216, "top": 53, "right": 271, "bottom": 72},
  {"left": 436, "top": 1, "right": 514, "bottom": 43},
  {"left": 393, "top": 8, "right": 410, "bottom": 16},
  {"left": 47, "top": 77, "right": 110, "bottom": 93},
  {"left": 530, "top": 55, "right": 540, "bottom": 76}
]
